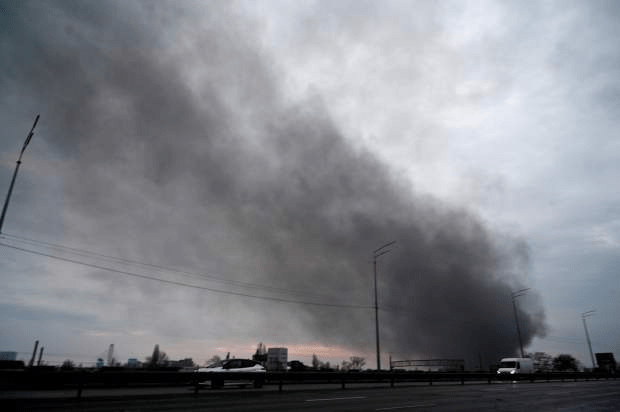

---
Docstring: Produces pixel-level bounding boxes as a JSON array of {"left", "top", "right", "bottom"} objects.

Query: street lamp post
[
  {"left": 373, "top": 240, "right": 395, "bottom": 371},
  {"left": 0, "top": 114, "right": 40, "bottom": 234},
  {"left": 581, "top": 310, "right": 596, "bottom": 370},
  {"left": 511, "top": 288, "right": 529, "bottom": 358}
]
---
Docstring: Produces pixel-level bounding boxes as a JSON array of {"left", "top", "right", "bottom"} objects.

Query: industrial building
[
  {"left": 0, "top": 352, "right": 18, "bottom": 361},
  {"left": 266, "top": 347, "right": 287, "bottom": 371}
]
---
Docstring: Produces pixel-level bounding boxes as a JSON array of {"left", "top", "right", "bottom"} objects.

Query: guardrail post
[
  {"left": 488, "top": 375, "right": 492, "bottom": 384},
  {"left": 429, "top": 375, "right": 432, "bottom": 386},
  {"left": 278, "top": 378, "right": 283, "bottom": 392},
  {"left": 461, "top": 375, "right": 464, "bottom": 385},
  {"left": 341, "top": 378, "right": 345, "bottom": 389},
  {"left": 77, "top": 376, "right": 83, "bottom": 399},
  {"left": 391, "top": 375, "right": 394, "bottom": 388}
]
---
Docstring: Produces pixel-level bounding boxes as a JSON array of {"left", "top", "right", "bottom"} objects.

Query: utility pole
[
  {"left": 0, "top": 114, "right": 40, "bottom": 234},
  {"left": 373, "top": 241, "right": 395, "bottom": 371},
  {"left": 511, "top": 288, "right": 529, "bottom": 358},
  {"left": 37, "top": 346, "right": 44, "bottom": 366},
  {"left": 29, "top": 340, "right": 39, "bottom": 368},
  {"left": 581, "top": 310, "right": 596, "bottom": 370}
]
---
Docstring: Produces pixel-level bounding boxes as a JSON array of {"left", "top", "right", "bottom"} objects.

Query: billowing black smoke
[{"left": 0, "top": 1, "right": 545, "bottom": 366}]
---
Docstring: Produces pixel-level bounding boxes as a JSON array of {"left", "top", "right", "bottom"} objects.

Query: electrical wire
[
  {"left": 0, "top": 240, "right": 372, "bottom": 310},
  {"left": 0, "top": 232, "right": 340, "bottom": 301},
  {"left": 540, "top": 336, "right": 584, "bottom": 345}
]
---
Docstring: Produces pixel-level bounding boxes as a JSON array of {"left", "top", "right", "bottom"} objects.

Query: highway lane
[{"left": 3, "top": 379, "right": 619, "bottom": 411}]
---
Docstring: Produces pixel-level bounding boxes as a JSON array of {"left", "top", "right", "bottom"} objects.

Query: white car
[{"left": 197, "top": 359, "right": 266, "bottom": 388}]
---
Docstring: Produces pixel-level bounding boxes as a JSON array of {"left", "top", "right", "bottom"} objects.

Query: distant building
[
  {"left": 267, "top": 348, "right": 288, "bottom": 371},
  {"left": 0, "top": 352, "right": 17, "bottom": 361},
  {"left": 252, "top": 342, "right": 268, "bottom": 364},
  {"left": 595, "top": 353, "right": 617, "bottom": 373},
  {"left": 127, "top": 358, "right": 139, "bottom": 368},
  {"left": 96, "top": 358, "right": 104, "bottom": 369},
  {"left": 167, "top": 358, "right": 194, "bottom": 369}
]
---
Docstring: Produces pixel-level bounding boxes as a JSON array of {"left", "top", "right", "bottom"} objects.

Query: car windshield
[
  {"left": 206, "top": 361, "right": 223, "bottom": 368},
  {"left": 500, "top": 361, "right": 516, "bottom": 368}
]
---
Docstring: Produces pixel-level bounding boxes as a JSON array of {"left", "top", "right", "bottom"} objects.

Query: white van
[{"left": 497, "top": 358, "right": 534, "bottom": 376}]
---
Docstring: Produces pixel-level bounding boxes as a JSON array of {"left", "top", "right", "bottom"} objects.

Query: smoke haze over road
[{"left": 0, "top": 1, "right": 549, "bottom": 366}]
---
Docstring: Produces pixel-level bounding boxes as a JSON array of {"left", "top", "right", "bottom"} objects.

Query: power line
[
  {"left": 0, "top": 241, "right": 371, "bottom": 310},
  {"left": 537, "top": 336, "right": 584, "bottom": 345},
  {"left": 1, "top": 232, "right": 336, "bottom": 300}
]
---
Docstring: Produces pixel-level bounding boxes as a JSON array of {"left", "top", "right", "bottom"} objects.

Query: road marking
[
  {"left": 305, "top": 396, "right": 367, "bottom": 402},
  {"left": 376, "top": 404, "right": 438, "bottom": 410}
]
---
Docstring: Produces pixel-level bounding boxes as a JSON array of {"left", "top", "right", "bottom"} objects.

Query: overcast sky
[{"left": 0, "top": 0, "right": 618, "bottom": 369}]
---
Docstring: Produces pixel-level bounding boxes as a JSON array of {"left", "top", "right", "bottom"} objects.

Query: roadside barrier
[{"left": 0, "top": 369, "right": 615, "bottom": 398}]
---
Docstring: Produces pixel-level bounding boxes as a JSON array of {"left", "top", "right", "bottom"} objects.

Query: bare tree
[
  {"left": 531, "top": 352, "right": 553, "bottom": 373},
  {"left": 312, "top": 354, "right": 320, "bottom": 370},
  {"left": 146, "top": 344, "right": 168, "bottom": 368},
  {"left": 206, "top": 355, "right": 222, "bottom": 366},
  {"left": 350, "top": 357, "right": 366, "bottom": 371},
  {"left": 61, "top": 359, "right": 75, "bottom": 370},
  {"left": 553, "top": 354, "right": 580, "bottom": 372},
  {"left": 341, "top": 359, "right": 352, "bottom": 371}
]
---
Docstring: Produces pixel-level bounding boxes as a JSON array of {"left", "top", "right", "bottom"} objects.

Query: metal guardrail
[
  {"left": 391, "top": 359, "right": 465, "bottom": 370},
  {"left": 265, "top": 371, "right": 617, "bottom": 390},
  {"left": 0, "top": 369, "right": 616, "bottom": 398}
]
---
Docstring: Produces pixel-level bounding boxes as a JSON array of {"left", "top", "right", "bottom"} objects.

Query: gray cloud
[{"left": 0, "top": 0, "right": 546, "bottom": 366}]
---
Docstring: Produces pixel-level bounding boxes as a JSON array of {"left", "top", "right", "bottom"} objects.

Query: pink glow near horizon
[{"left": 163, "top": 339, "right": 371, "bottom": 366}]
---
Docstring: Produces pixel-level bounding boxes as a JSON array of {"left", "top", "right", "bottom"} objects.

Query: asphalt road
[{"left": 2, "top": 380, "right": 619, "bottom": 411}]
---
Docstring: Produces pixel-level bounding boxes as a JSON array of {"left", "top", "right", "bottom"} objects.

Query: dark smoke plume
[{"left": 0, "top": 1, "right": 546, "bottom": 366}]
